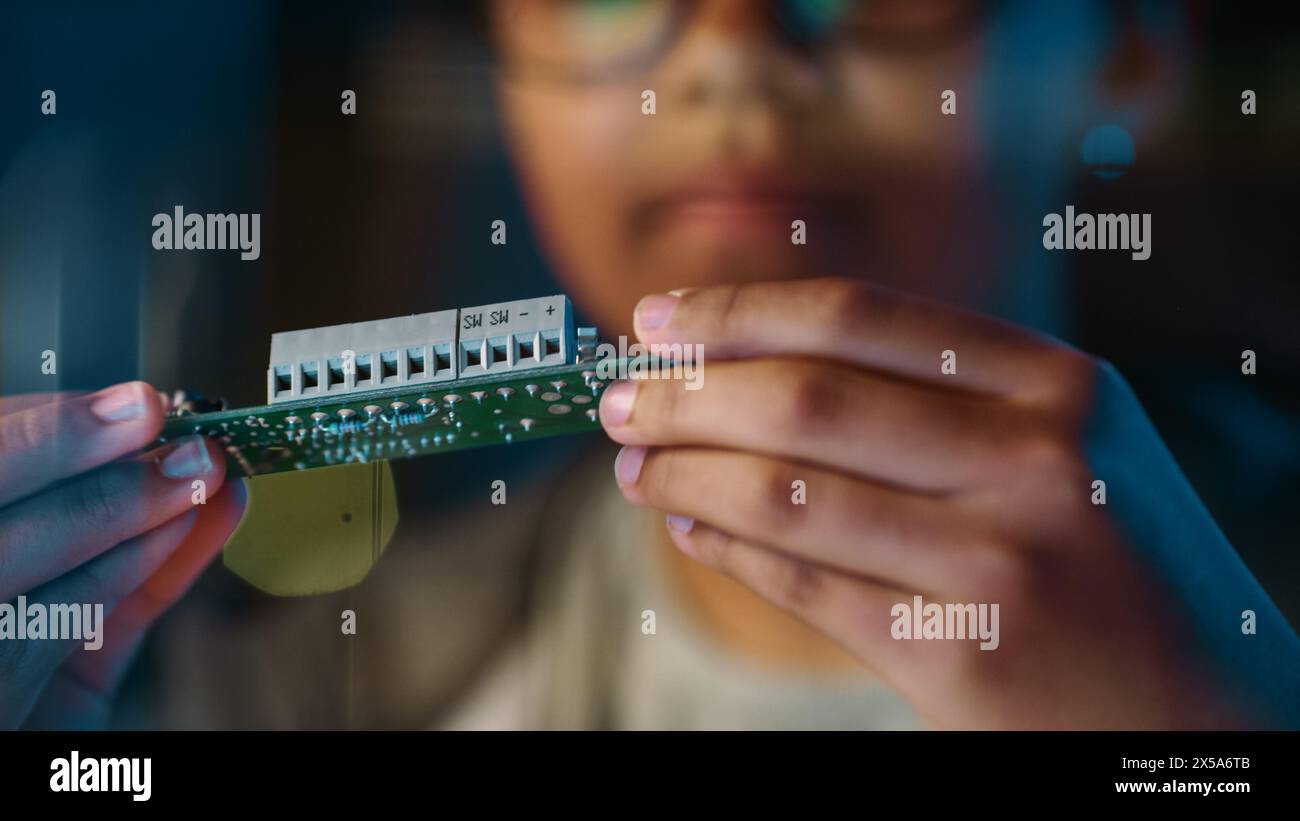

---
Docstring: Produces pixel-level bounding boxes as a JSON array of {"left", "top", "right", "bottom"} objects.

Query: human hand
[
  {"left": 0, "top": 382, "right": 246, "bottom": 729},
  {"left": 601, "top": 278, "right": 1298, "bottom": 728}
]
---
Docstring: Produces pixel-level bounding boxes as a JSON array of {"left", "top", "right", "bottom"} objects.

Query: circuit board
[{"left": 157, "top": 361, "right": 611, "bottom": 477}]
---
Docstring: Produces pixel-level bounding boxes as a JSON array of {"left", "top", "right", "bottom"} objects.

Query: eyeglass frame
[{"left": 489, "top": 0, "right": 1003, "bottom": 84}]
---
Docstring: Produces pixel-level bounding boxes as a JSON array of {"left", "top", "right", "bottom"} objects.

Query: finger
[
  {"left": 0, "top": 511, "right": 200, "bottom": 728},
  {"left": 0, "top": 389, "right": 170, "bottom": 415},
  {"left": 632, "top": 279, "right": 1085, "bottom": 399},
  {"left": 663, "top": 519, "right": 917, "bottom": 680},
  {"left": 0, "top": 390, "right": 170, "bottom": 417},
  {"left": 616, "top": 446, "right": 993, "bottom": 593},
  {"left": 41, "top": 479, "right": 249, "bottom": 716},
  {"left": 0, "top": 392, "right": 67, "bottom": 416},
  {"left": 0, "top": 381, "right": 169, "bottom": 508},
  {"left": 601, "top": 358, "right": 1023, "bottom": 491},
  {"left": 0, "top": 434, "right": 226, "bottom": 601}
]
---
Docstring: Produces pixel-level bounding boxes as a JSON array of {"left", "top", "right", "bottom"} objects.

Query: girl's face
[{"left": 492, "top": 0, "right": 1015, "bottom": 334}]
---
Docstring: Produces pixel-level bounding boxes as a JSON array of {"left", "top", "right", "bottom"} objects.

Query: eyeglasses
[{"left": 491, "top": 0, "right": 992, "bottom": 82}]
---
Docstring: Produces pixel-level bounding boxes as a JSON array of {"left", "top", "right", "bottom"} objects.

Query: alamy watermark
[
  {"left": 891, "top": 595, "right": 1000, "bottom": 651},
  {"left": 50, "top": 751, "right": 151, "bottom": 802},
  {"left": 593, "top": 336, "right": 705, "bottom": 391},
  {"left": 1042, "top": 205, "right": 1151, "bottom": 261},
  {"left": 0, "top": 596, "right": 103, "bottom": 651},
  {"left": 151, "top": 206, "right": 260, "bottom": 261}
]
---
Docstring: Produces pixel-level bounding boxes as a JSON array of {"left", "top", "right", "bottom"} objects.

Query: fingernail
[
  {"left": 614, "top": 445, "right": 646, "bottom": 486},
  {"left": 635, "top": 293, "right": 680, "bottom": 332},
  {"left": 89, "top": 382, "right": 148, "bottom": 423},
  {"left": 600, "top": 380, "right": 636, "bottom": 428},
  {"left": 159, "top": 435, "right": 212, "bottom": 479},
  {"left": 666, "top": 513, "right": 695, "bottom": 534}
]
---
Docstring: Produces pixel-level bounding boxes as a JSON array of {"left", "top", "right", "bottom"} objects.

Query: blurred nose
[{"left": 657, "top": 0, "right": 826, "bottom": 119}]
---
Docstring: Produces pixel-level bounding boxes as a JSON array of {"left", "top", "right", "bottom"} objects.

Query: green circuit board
[{"left": 156, "top": 361, "right": 612, "bottom": 477}]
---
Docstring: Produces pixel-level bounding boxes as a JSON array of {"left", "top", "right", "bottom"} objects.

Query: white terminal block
[
  {"left": 267, "top": 309, "right": 459, "bottom": 404},
  {"left": 265, "top": 295, "right": 577, "bottom": 404},
  {"left": 456, "top": 295, "right": 575, "bottom": 378}
]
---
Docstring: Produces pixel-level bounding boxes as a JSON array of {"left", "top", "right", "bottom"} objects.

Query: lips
[
  {"left": 641, "top": 171, "right": 850, "bottom": 239},
  {"left": 668, "top": 190, "right": 815, "bottom": 220}
]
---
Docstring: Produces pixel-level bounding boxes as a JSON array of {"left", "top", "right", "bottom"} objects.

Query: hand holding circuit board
[
  {"left": 5, "top": 279, "right": 1296, "bottom": 731},
  {"left": 0, "top": 380, "right": 243, "bottom": 730},
  {"left": 2, "top": 293, "right": 606, "bottom": 727},
  {"left": 597, "top": 278, "right": 1296, "bottom": 729}
]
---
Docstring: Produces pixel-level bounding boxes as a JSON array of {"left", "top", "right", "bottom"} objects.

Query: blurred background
[{"left": 1, "top": 0, "right": 1297, "bottom": 726}]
